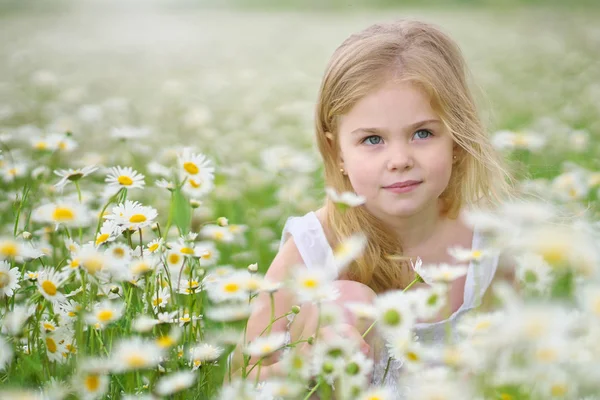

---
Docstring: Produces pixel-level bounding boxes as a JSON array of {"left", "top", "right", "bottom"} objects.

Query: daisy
[
  {"left": 53, "top": 165, "right": 98, "bottom": 191},
  {"left": 408, "top": 284, "right": 447, "bottom": 321},
  {"left": 32, "top": 201, "right": 92, "bottom": 228},
  {"left": 73, "top": 371, "right": 109, "bottom": 400},
  {"left": 48, "top": 133, "right": 77, "bottom": 152},
  {"left": 448, "top": 246, "right": 495, "bottom": 263},
  {"left": 197, "top": 241, "right": 220, "bottom": 266},
  {"left": 155, "top": 327, "right": 182, "bottom": 349},
  {"left": 244, "top": 332, "right": 287, "bottom": 358},
  {"left": 578, "top": 285, "right": 600, "bottom": 319},
  {"left": 0, "top": 260, "right": 20, "bottom": 297},
  {"left": 151, "top": 287, "right": 171, "bottom": 311},
  {"left": 357, "top": 387, "right": 394, "bottom": 400},
  {"left": 177, "top": 277, "right": 202, "bottom": 295},
  {"left": 291, "top": 267, "right": 338, "bottom": 303},
  {"left": 37, "top": 268, "right": 68, "bottom": 303},
  {"left": 85, "top": 300, "right": 124, "bottom": 329},
  {"left": 133, "top": 315, "right": 160, "bottom": 333},
  {"left": 200, "top": 224, "right": 235, "bottom": 243},
  {"left": 178, "top": 148, "right": 214, "bottom": 182},
  {"left": 205, "top": 304, "right": 252, "bottom": 322},
  {"left": 44, "top": 330, "right": 69, "bottom": 363},
  {"left": 155, "top": 371, "right": 196, "bottom": 396},
  {"left": 491, "top": 129, "right": 546, "bottom": 152},
  {"left": 110, "top": 337, "right": 164, "bottom": 372},
  {"left": 104, "top": 200, "right": 158, "bottom": 232},
  {"left": 77, "top": 244, "right": 111, "bottom": 276},
  {"left": 374, "top": 290, "right": 416, "bottom": 337},
  {"left": 420, "top": 263, "right": 469, "bottom": 284},
  {"left": 130, "top": 256, "right": 158, "bottom": 278},
  {"left": 146, "top": 238, "right": 165, "bottom": 254},
  {"left": 169, "top": 238, "right": 202, "bottom": 258},
  {"left": 189, "top": 343, "right": 224, "bottom": 368},
  {"left": 333, "top": 233, "right": 367, "bottom": 271},
  {"left": 105, "top": 166, "right": 145, "bottom": 190},
  {"left": 0, "top": 237, "right": 38, "bottom": 261},
  {"left": 94, "top": 220, "right": 119, "bottom": 247},
  {"left": 205, "top": 272, "right": 250, "bottom": 303},
  {"left": 325, "top": 187, "right": 366, "bottom": 208},
  {"left": 1, "top": 161, "right": 28, "bottom": 183},
  {"left": 515, "top": 252, "right": 553, "bottom": 293},
  {"left": 1, "top": 304, "right": 34, "bottom": 336},
  {"left": 182, "top": 174, "right": 214, "bottom": 199}
]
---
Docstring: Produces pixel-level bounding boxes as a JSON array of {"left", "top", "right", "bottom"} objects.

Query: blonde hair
[{"left": 315, "top": 19, "right": 513, "bottom": 293}]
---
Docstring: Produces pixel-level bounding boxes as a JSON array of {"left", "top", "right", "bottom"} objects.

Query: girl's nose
[{"left": 386, "top": 146, "right": 414, "bottom": 171}]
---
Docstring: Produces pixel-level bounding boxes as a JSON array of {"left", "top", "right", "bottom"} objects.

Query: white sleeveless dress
[{"left": 279, "top": 211, "right": 499, "bottom": 394}]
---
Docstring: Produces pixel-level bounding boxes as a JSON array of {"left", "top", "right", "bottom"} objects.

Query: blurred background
[{"left": 1, "top": 0, "right": 599, "bottom": 268}]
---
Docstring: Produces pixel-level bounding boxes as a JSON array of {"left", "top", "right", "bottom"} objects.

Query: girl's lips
[{"left": 383, "top": 181, "right": 422, "bottom": 193}]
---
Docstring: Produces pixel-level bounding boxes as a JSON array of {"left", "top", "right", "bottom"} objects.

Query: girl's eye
[
  {"left": 362, "top": 135, "right": 383, "bottom": 145},
  {"left": 413, "top": 129, "right": 433, "bottom": 140}
]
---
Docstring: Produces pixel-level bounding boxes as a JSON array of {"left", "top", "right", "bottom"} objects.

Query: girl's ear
[{"left": 325, "top": 131, "right": 334, "bottom": 143}]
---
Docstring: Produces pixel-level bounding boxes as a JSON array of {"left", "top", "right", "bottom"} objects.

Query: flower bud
[
  {"left": 21, "top": 231, "right": 32, "bottom": 240},
  {"left": 247, "top": 263, "right": 258, "bottom": 273},
  {"left": 291, "top": 305, "right": 301, "bottom": 314},
  {"left": 217, "top": 217, "right": 228, "bottom": 227},
  {"left": 151, "top": 223, "right": 159, "bottom": 231},
  {"left": 190, "top": 199, "right": 202, "bottom": 208}
]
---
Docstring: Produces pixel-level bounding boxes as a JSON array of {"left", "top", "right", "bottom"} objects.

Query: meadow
[{"left": 0, "top": 1, "right": 599, "bottom": 399}]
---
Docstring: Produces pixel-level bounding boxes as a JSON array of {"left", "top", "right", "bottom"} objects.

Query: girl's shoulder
[{"left": 313, "top": 207, "right": 338, "bottom": 249}]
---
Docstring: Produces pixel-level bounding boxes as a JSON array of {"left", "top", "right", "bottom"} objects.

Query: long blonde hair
[{"left": 315, "top": 19, "right": 513, "bottom": 293}]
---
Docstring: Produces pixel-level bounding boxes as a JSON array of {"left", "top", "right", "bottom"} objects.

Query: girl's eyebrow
[{"left": 350, "top": 118, "right": 442, "bottom": 135}]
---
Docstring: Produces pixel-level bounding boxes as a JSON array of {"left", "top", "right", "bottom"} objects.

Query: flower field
[{"left": 0, "top": 3, "right": 599, "bottom": 399}]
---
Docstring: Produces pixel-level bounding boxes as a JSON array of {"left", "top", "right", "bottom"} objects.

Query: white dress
[{"left": 279, "top": 211, "right": 499, "bottom": 394}]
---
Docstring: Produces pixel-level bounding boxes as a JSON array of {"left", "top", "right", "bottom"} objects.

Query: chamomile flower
[
  {"left": 0, "top": 260, "right": 20, "bottom": 297},
  {"left": 155, "top": 371, "right": 196, "bottom": 396},
  {"left": 44, "top": 330, "right": 69, "bottom": 363},
  {"left": 333, "top": 233, "right": 367, "bottom": 271},
  {"left": 205, "top": 304, "right": 252, "bottom": 322},
  {"left": 182, "top": 174, "right": 215, "bottom": 199},
  {"left": 111, "top": 337, "right": 164, "bottom": 372},
  {"left": 155, "top": 327, "right": 182, "bottom": 349},
  {"left": 420, "top": 263, "right": 469, "bottom": 284},
  {"left": 104, "top": 200, "right": 157, "bottom": 231},
  {"left": 189, "top": 343, "right": 224, "bottom": 367},
  {"left": 374, "top": 290, "right": 416, "bottom": 337},
  {"left": 130, "top": 256, "right": 158, "bottom": 278},
  {"left": 37, "top": 268, "right": 68, "bottom": 303},
  {"left": 358, "top": 387, "right": 394, "bottom": 400},
  {"left": 325, "top": 187, "right": 366, "bottom": 208},
  {"left": 491, "top": 129, "right": 546, "bottom": 152},
  {"left": 177, "top": 277, "right": 202, "bottom": 295},
  {"left": 291, "top": 267, "right": 338, "bottom": 303},
  {"left": 178, "top": 148, "right": 214, "bottom": 181},
  {"left": 197, "top": 241, "right": 219, "bottom": 266},
  {"left": 0, "top": 237, "right": 38, "bottom": 261},
  {"left": 244, "top": 332, "right": 287, "bottom": 358},
  {"left": 94, "top": 220, "right": 119, "bottom": 247},
  {"left": 448, "top": 246, "right": 494, "bottom": 263},
  {"left": 32, "top": 201, "right": 92, "bottom": 228},
  {"left": 578, "top": 285, "right": 600, "bottom": 319},
  {"left": 169, "top": 238, "right": 202, "bottom": 258},
  {"left": 151, "top": 287, "right": 171, "bottom": 311},
  {"left": 146, "top": 238, "right": 165, "bottom": 254},
  {"left": 1, "top": 304, "right": 34, "bottom": 335},
  {"left": 205, "top": 272, "right": 248, "bottom": 303},
  {"left": 105, "top": 166, "right": 145, "bottom": 190},
  {"left": 200, "top": 224, "right": 235, "bottom": 243},
  {"left": 53, "top": 165, "right": 98, "bottom": 191},
  {"left": 0, "top": 336, "right": 13, "bottom": 371},
  {"left": 73, "top": 371, "right": 109, "bottom": 400},
  {"left": 515, "top": 252, "right": 553, "bottom": 293},
  {"left": 85, "top": 300, "right": 124, "bottom": 329}
]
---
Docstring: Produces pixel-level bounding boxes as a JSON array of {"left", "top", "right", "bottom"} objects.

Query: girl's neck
[{"left": 383, "top": 201, "right": 448, "bottom": 252}]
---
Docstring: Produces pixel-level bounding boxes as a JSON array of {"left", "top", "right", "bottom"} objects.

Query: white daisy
[
  {"left": 408, "top": 284, "right": 447, "bottom": 321},
  {"left": 0, "top": 260, "right": 20, "bottom": 297},
  {"left": 155, "top": 371, "right": 196, "bottom": 396},
  {"left": 0, "top": 336, "right": 13, "bottom": 371},
  {"left": 73, "top": 371, "right": 109, "bottom": 400},
  {"left": 104, "top": 200, "right": 158, "bottom": 231},
  {"left": 447, "top": 246, "right": 495, "bottom": 263},
  {"left": 244, "top": 332, "right": 287, "bottom": 358},
  {"left": 178, "top": 148, "right": 214, "bottom": 182},
  {"left": 1, "top": 304, "right": 34, "bottom": 336},
  {"left": 515, "top": 252, "right": 553, "bottom": 293},
  {"left": 105, "top": 166, "right": 145, "bottom": 190},
  {"left": 169, "top": 238, "right": 202, "bottom": 258},
  {"left": 37, "top": 268, "right": 68, "bottom": 303},
  {"left": 333, "top": 233, "right": 367, "bottom": 271},
  {"left": 325, "top": 187, "right": 366, "bottom": 208},
  {"left": 197, "top": 241, "right": 220, "bottom": 266},
  {"left": 182, "top": 174, "right": 215, "bottom": 199},
  {"left": 205, "top": 272, "right": 249, "bottom": 303},
  {"left": 85, "top": 300, "right": 124, "bottom": 329},
  {"left": 94, "top": 220, "right": 119, "bottom": 247},
  {"left": 44, "top": 329, "right": 69, "bottom": 363},
  {"left": 420, "top": 263, "right": 469, "bottom": 284},
  {"left": 155, "top": 327, "right": 182, "bottom": 349},
  {"left": 200, "top": 224, "right": 235, "bottom": 243},
  {"left": 358, "top": 387, "right": 394, "bottom": 400},
  {"left": 205, "top": 304, "right": 252, "bottom": 322},
  {"left": 291, "top": 267, "right": 338, "bottom": 303},
  {"left": 53, "top": 165, "right": 98, "bottom": 191},
  {"left": 32, "top": 201, "right": 92, "bottom": 228},
  {"left": 374, "top": 290, "right": 416, "bottom": 337},
  {"left": 0, "top": 237, "right": 38, "bottom": 261},
  {"left": 151, "top": 287, "right": 171, "bottom": 311},
  {"left": 578, "top": 284, "right": 600, "bottom": 319},
  {"left": 110, "top": 337, "right": 164, "bottom": 372}
]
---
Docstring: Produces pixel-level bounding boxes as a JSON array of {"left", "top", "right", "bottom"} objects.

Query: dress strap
[
  {"left": 279, "top": 211, "right": 337, "bottom": 277},
  {"left": 462, "top": 226, "right": 500, "bottom": 309}
]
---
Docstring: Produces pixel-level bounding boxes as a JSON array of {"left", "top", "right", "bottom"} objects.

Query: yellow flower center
[
  {"left": 118, "top": 175, "right": 133, "bottom": 186},
  {"left": 169, "top": 253, "right": 181, "bottom": 264},
  {"left": 475, "top": 320, "right": 491, "bottom": 331},
  {"left": 201, "top": 251, "right": 212, "bottom": 259},
  {"left": 303, "top": 278, "right": 318, "bottom": 289},
  {"left": 84, "top": 374, "right": 100, "bottom": 391},
  {"left": 97, "top": 310, "right": 114, "bottom": 322},
  {"left": 112, "top": 247, "right": 125, "bottom": 258},
  {"left": 367, "top": 396, "right": 382, "bottom": 400},
  {"left": 84, "top": 257, "right": 103, "bottom": 274},
  {"left": 183, "top": 162, "right": 199, "bottom": 175},
  {"left": 499, "top": 394, "right": 514, "bottom": 400},
  {"left": 95, "top": 233, "right": 109, "bottom": 245},
  {"left": 125, "top": 354, "right": 147, "bottom": 368},
  {"left": 157, "top": 336, "right": 175, "bottom": 348},
  {"left": 35, "top": 141, "right": 48, "bottom": 150},
  {"left": 406, "top": 351, "right": 419, "bottom": 362},
  {"left": 261, "top": 344, "right": 273, "bottom": 353},
  {"left": 0, "top": 242, "right": 18, "bottom": 257},
  {"left": 153, "top": 297, "right": 163, "bottom": 306},
  {"left": 0, "top": 271, "right": 9, "bottom": 288},
  {"left": 594, "top": 298, "right": 600, "bottom": 316},
  {"left": 180, "top": 247, "right": 195, "bottom": 255},
  {"left": 46, "top": 337, "right": 57, "bottom": 353},
  {"left": 189, "top": 179, "right": 201, "bottom": 188},
  {"left": 43, "top": 322, "right": 55, "bottom": 331},
  {"left": 52, "top": 207, "right": 75, "bottom": 221},
  {"left": 68, "top": 311, "right": 77, "bottom": 318},
  {"left": 70, "top": 258, "right": 80, "bottom": 268},
  {"left": 214, "top": 231, "right": 224, "bottom": 240},
  {"left": 223, "top": 282, "right": 240, "bottom": 293},
  {"left": 149, "top": 243, "right": 159, "bottom": 252},
  {"left": 41, "top": 280, "right": 57, "bottom": 296},
  {"left": 472, "top": 250, "right": 482, "bottom": 259},
  {"left": 536, "top": 348, "right": 557, "bottom": 363},
  {"left": 550, "top": 384, "right": 567, "bottom": 396},
  {"left": 8, "top": 168, "right": 17, "bottom": 176},
  {"left": 132, "top": 262, "right": 151, "bottom": 275},
  {"left": 129, "top": 214, "right": 147, "bottom": 223}
]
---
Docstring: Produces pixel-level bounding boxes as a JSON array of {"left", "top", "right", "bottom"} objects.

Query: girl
[{"left": 235, "top": 18, "right": 512, "bottom": 391}]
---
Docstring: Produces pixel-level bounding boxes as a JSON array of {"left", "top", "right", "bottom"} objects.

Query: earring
[
  {"left": 340, "top": 167, "right": 345, "bottom": 174},
  {"left": 453, "top": 155, "right": 457, "bottom": 161}
]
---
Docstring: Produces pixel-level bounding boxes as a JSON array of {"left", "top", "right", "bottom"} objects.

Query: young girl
[{"left": 236, "top": 18, "right": 512, "bottom": 391}]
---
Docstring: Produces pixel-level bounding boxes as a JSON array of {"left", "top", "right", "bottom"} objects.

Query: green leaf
[{"left": 173, "top": 188, "right": 192, "bottom": 235}]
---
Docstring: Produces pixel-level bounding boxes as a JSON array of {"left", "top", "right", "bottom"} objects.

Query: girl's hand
[{"left": 317, "top": 323, "right": 371, "bottom": 356}]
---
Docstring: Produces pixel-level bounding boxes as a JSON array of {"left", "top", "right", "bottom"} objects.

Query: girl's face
[{"left": 337, "top": 80, "right": 455, "bottom": 220}]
